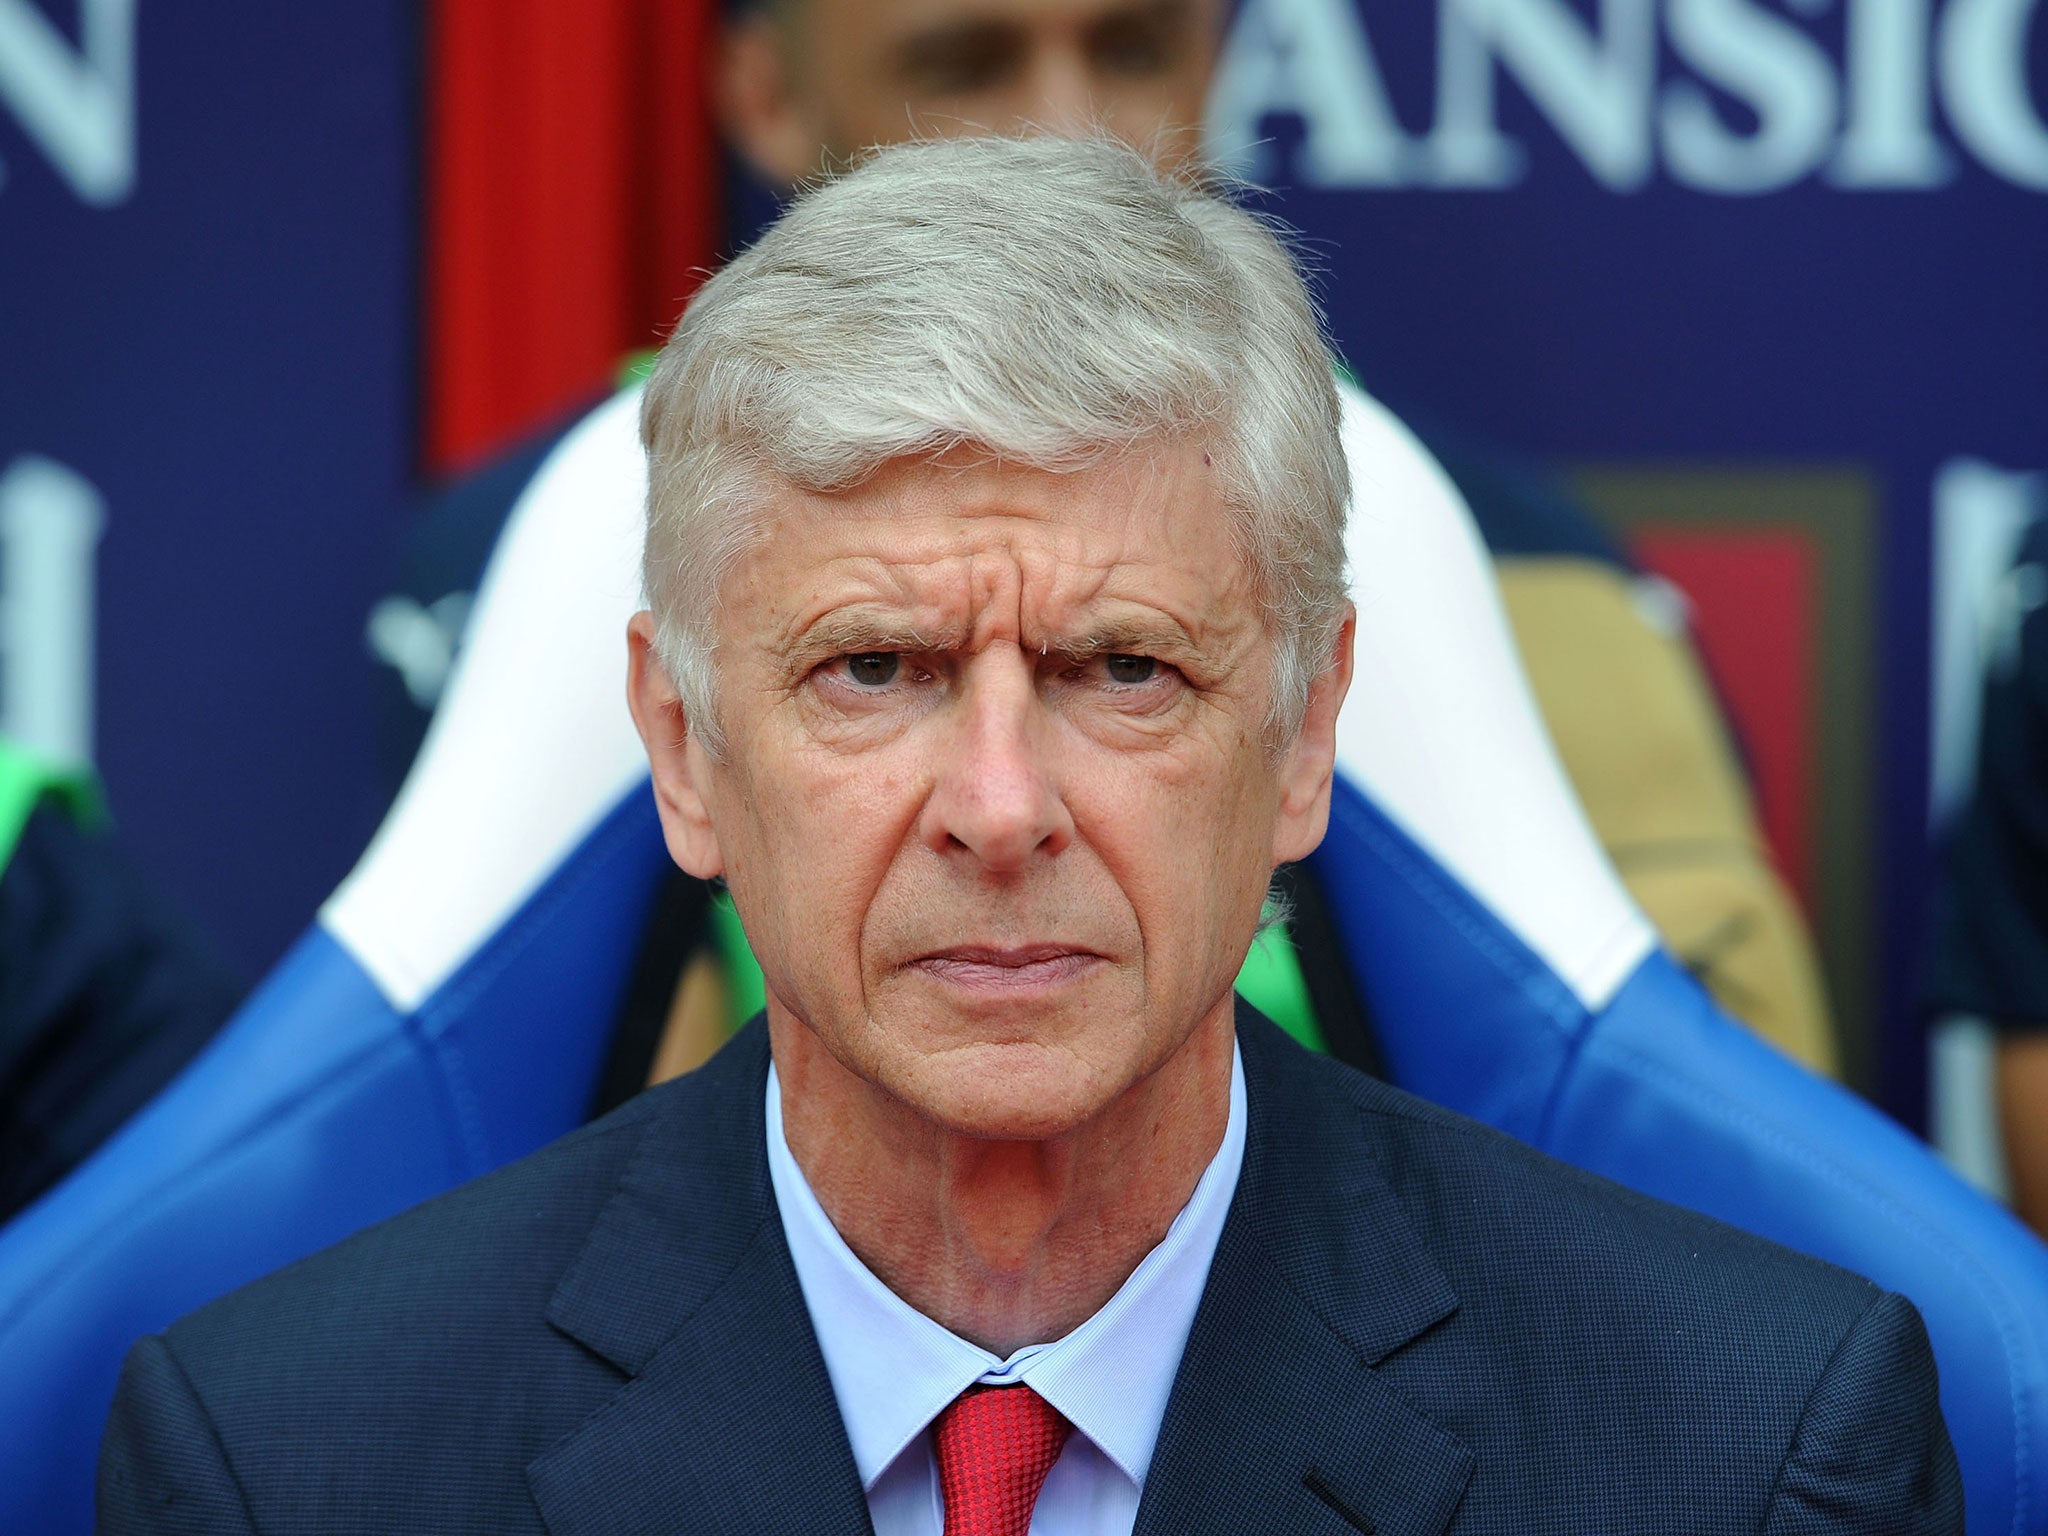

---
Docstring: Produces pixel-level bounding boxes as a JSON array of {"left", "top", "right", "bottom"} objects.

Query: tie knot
[{"left": 931, "top": 1384, "right": 1075, "bottom": 1536}]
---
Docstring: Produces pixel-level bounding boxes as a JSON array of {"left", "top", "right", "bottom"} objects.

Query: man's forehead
[
  {"left": 735, "top": 448, "right": 1260, "bottom": 651},
  {"left": 820, "top": 444, "right": 1203, "bottom": 521}
]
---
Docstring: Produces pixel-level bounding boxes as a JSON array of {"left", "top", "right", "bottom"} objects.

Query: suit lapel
[
  {"left": 523, "top": 1010, "right": 1471, "bottom": 1534},
  {"left": 527, "top": 1026, "right": 873, "bottom": 1536},
  {"left": 1136, "top": 1010, "right": 1475, "bottom": 1536}
]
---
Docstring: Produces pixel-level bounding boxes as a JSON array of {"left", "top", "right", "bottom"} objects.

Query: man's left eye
[
  {"left": 1088, "top": 19, "right": 1176, "bottom": 77},
  {"left": 1103, "top": 654, "right": 1157, "bottom": 685},
  {"left": 845, "top": 652, "right": 901, "bottom": 686}
]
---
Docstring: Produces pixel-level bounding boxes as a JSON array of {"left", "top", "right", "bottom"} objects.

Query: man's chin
[{"left": 885, "top": 1039, "right": 1127, "bottom": 1143}]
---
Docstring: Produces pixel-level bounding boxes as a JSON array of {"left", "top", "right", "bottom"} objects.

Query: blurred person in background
[
  {"left": 0, "top": 740, "right": 242, "bottom": 1222},
  {"left": 371, "top": 0, "right": 1838, "bottom": 1098},
  {"left": 1925, "top": 516, "right": 2048, "bottom": 1237}
]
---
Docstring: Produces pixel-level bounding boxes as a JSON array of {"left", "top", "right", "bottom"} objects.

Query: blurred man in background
[
  {"left": 0, "top": 740, "right": 242, "bottom": 1224},
  {"left": 1925, "top": 516, "right": 2048, "bottom": 1237},
  {"left": 716, "top": 0, "right": 1220, "bottom": 177}
]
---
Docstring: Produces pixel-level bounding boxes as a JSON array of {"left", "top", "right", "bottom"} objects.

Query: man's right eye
[
  {"left": 845, "top": 653, "right": 901, "bottom": 687},
  {"left": 894, "top": 25, "right": 1019, "bottom": 96}
]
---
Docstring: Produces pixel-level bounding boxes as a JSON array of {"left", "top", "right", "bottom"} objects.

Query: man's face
[
  {"left": 629, "top": 444, "right": 1349, "bottom": 1140},
  {"left": 722, "top": 0, "right": 1226, "bottom": 186}
]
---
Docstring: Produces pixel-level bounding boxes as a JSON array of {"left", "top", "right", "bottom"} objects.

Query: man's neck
[{"left": 769, "top": 1003, "right": 1238, "bottom": 1358}]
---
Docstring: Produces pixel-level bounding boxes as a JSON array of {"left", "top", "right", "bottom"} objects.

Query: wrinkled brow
[
  {"left": 781, "top": 607, "right": 1227, "bottom": 670},
  {"left": 782, "top": 612, "right": 964, "bottom": 671},
  {"left": 1051, "top": 618, "right": 1206, "bottom": 660}
]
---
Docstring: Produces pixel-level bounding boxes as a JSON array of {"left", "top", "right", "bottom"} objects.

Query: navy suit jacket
[{"left": 99, "top": 1007, "right": 1961, "bottom": 1534}]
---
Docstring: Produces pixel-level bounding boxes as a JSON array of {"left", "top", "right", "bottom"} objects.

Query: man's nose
[
  {"left": 921, "top": 655, "right": 1073, "bottom": 872},
  {"left": 1022, "top": 48, "right": 1097, "bottom": 138}
]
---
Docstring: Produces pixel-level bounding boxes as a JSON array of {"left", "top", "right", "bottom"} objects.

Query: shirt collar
[{"left": 767, "top": 1037, "right": 1247, "bottom": 1494}]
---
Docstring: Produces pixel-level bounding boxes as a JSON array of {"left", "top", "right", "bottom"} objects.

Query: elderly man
[
  {"left": 103, "top": 138, "right": 1955, "bottom": 1535},
  {"left": 378, "top": 0, "right": 1838, "bottom": 1085}
]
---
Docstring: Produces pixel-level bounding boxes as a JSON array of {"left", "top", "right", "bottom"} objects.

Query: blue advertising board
[
  {"left": 1210, "top": 0, "right": 2047, "bottom": 1118},
  {"left": 1, "top": 0, "right": 415, "bottom": 975},
  {"left": 1, "top": 0, "right": 2042, "bottom": 1124}
]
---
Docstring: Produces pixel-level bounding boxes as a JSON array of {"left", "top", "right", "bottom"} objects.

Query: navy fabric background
[
  {"left": 2, "top": 0, "right": 2044, "bottom": 1121},
  {"left": 1, "top": 2, "right": 414, "bottom": 974},
  {"left": 1217, "top": 0, "right": 2048, "bottom": 1116}
]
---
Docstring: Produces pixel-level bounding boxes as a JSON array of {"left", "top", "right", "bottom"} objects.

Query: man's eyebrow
[
  {"left": 1088, "top": 0, "right": 1197, "bottom": 36},
  {"left": 1050, "top": 617, "right": 1205, "bottom": 658},
  {"left": 784, "top": 613, "right": 961, "bottom": 666},
  {"left": 781, "top": 612, "right": 1216, "bottom": 665}
]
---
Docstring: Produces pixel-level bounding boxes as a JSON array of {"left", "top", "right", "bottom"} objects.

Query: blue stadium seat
[{"left": 3, "top": 385, "right": 2044, "bottom": 1535}]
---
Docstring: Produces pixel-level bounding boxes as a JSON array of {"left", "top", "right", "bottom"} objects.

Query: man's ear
[
  {"left": 716, "top": 11, "right": 823, "bottom": 190},
  {"left": 1272, "top": 608, "right": 1356, "bottom": 866},
  {"left": 626, "top": 612, "right": 726, "bottom": 880}
]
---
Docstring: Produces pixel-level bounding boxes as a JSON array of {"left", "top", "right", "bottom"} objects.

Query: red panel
[
  {"left": 423, "top": 0, "right": 720, "bottom": 475},
  {"left": 1632, "top": 529, "right": 1819, "bottom": 914},
  {"left": 635, "top": 0, "right": 722, "bottom": 347}
]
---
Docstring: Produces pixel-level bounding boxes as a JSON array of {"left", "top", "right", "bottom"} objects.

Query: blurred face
[
  {"left": 721, "top": 0, "right": 1226, "bottom": 186},
  {"left": 629, "top": 445, "right": 1350, "bottom": 1140}
]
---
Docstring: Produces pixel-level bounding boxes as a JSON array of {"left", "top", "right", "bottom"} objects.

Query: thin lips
[{"left": 915, "top": 943, "right": 1099, "bottom": 967}]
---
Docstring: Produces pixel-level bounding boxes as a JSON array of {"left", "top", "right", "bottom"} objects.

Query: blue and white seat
[{"left": 2, "top": 385, "right": 2044, "bottom": 1535}]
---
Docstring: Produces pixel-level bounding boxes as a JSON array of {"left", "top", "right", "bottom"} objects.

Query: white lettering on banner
[
  {"left": 1832, "top": 0, "right": 1953, "bottom": 185},
  {"left": 0, "top": 456, "right": 104, "bottom": 767},
  {"left": 1209, "top": 0, "right": 2046, "bottom": 193},
  {"left": 1428, "top": 0, "right": 1656, "bottom": 190},
  {"left": 1205, "top": 0, "right": 1419, "bottom": 183},
  {"left": 1941, "top": 0, "right": 2048, "bottom": 187},
  {"left": 366, "top": 591, "right": 476, "bottom": 711},
  {"left": 0, "top": 0, "right": 135, "bottom": 205},
  {"left": 1663, "top": 0, "right": 1839, "bottom": 192}
]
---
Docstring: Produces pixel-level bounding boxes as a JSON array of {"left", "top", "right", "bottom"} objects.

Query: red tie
[{"left": 932, "top": 1384, "right": 1075, "bottom": 1536}]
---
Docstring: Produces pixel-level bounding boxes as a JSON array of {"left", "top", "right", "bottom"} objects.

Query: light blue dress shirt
[{"left": 766, "top": 1042, "right": 1247, "bottom": 1536}]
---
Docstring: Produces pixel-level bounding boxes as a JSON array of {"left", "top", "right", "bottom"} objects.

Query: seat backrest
[
  {"left": 0, "top": 392, "right": 673, "bottom": 1533},
  {"left": 1324, "top": 389, "right": 2048, "bottom": 1536},
  {"left": 3, "top": 384, "right": 2044, "bottom": 1535}
]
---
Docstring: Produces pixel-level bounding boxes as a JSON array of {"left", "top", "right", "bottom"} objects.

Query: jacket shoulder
[
  {"left": 130, "top": 1051, "right": 759, "bottom": 1525},
  {"left": 169, "top": 1075, "right": 664, "bottom": 1363},
  {"left": 1254, "top": 1020, "right": 1883, "bottom": 1339},
  {"left": 1241, "top": 1028, "right": 1961, "bottom": 1528}
]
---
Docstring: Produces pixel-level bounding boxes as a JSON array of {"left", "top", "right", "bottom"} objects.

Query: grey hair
[{"left": 640, "top": 134, "right": 1349, "bottom": 756}]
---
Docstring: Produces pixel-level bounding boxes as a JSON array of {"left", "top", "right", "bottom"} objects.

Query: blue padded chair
[{"left": 4, "top": 385, "right": 2046, "bottom": 1535}]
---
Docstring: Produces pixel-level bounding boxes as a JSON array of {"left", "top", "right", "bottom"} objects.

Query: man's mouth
[{"left": 908, "top": 944, "right": 1103, "bottom": 992}]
